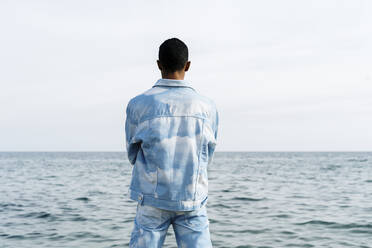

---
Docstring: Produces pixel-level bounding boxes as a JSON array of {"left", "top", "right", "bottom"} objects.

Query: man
[{"left": 125, "top": 38, "right": 219, "bottom": 247}]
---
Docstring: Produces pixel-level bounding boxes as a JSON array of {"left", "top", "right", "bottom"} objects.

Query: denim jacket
[{"left": 125, "top": 78, "right": 219, "bottom": 211}]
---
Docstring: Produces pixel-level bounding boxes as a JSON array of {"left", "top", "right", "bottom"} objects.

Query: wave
[
  {"left": 296, "top": 220, "right": 372, "bottom": 229},
  {"left": 347, "top": 159, "right": 368, "bottom": 162},
  {"left": 5, "top": 234, "right": 26, "bottom": 240},
  {"left": 232, "top": 197, "right": 266, "bottom": 201},
  {"left": 19, "top": 211, "right": 50, "bottom": 218},
  {"left": 211, "top": 203, "right": 232, "bottom": 209},
  {"left": 75, "top": 197, "right": 90, "bottom": 202},
  {"left": 233, "top": 228, "right": 270, "bottom": 234},
  {"left": 0, "top": 203, "right": 24, "bottom": 208},
  {"left": 70, "top": 216, "right": 88, "bottom": 222},
  {"left": 17, "top": 211, "right": 58, "bottom": 221},
  {"left": 271, "top": 214, "right": 291, "bottom": 218},
  {"left": 296, "top": 220, "right": 336, "bottom": 226}
]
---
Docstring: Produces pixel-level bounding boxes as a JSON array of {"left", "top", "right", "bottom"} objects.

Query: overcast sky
[{"left": 0, "top": 0, "right": 371, "bottom": 151}]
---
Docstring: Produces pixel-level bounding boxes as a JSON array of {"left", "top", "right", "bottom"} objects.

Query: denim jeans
[{"left": 129, "top": 203, "right": 212, "bottom": 248}]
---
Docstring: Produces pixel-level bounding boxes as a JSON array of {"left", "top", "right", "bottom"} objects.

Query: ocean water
[{"left": 0, "top": 152, "right": 371, "bottom": 248}]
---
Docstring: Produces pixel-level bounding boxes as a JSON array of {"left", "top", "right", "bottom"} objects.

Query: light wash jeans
[{"left": 129, "top": 203, "right": 212, "bottom": 248}]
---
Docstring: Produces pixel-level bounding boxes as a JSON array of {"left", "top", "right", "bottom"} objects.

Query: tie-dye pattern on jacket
[{"left": 125, "top": 78, "right": 219, "bottom": 211}]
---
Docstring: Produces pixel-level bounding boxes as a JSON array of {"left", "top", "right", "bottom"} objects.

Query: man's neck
[{"left": 161, "top": 71, "right": 185, "bottom": 80}]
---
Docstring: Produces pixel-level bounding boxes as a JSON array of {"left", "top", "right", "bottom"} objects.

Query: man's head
[{"left": 157, "top": 38, "right": 190, "bottom": 79}]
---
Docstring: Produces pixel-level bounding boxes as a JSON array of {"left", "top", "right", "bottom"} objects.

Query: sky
[{"left": 0, "top": 0, "right": 371, "bottom": 151}]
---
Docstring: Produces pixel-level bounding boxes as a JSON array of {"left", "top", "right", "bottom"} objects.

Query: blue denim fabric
[
  {"left": 125, "top": 78, "right": 219, "bottom": 211},
  {"left": 129, "top": 203, "right": 212, "bottom": 248}
]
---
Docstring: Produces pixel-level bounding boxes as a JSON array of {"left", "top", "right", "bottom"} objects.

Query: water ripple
[{"left": 232, "top": 197, "right": 266, "bottom": 201}]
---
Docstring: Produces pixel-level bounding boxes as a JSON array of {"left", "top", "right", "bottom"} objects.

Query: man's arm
[
  {"left": 214, "top": 109, "right": 219, "bottom": 141},
  {"left": 207, "top": 108, "right": 219, "bottom": 165},
  {"left": 125, "top": 103, "right": 140, "bottom": 165}
]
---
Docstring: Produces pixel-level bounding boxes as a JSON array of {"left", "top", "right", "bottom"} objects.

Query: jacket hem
[{"left": 129, "top": 189, "right": 208, "bottom": 211}]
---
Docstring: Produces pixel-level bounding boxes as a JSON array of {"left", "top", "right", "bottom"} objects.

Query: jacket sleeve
[
  {"left": 207, "top": 107, "right": 219, "bottom": 165},
  {"left": 214, "top": 109, "right": 219, "bottom": 141},
  {"left": 125, "top": 102, "right": 141, "bottom": 166}
]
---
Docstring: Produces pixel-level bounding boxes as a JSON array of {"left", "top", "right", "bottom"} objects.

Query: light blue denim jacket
[{"left": 125, "top": 78, "right": 219, "bottom": 211}]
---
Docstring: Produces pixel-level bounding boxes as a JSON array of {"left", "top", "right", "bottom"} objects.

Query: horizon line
[{"left": 0, "top": 150, "right": 371, "bottom": 153}]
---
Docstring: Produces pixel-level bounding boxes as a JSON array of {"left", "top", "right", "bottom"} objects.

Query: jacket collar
[{"left": 153, "top": 78, "right": 195, "bottom": 91}]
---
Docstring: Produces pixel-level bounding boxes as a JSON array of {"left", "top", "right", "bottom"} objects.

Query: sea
[{"left": 0, "top": 152, "right": 371, "bottom": 248}]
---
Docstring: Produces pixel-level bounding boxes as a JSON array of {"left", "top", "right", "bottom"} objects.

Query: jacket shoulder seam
[{"left": 137, "top": 115, "right": 209, "bottom": 125}]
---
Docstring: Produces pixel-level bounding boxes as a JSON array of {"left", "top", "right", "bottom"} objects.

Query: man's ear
[
  {"left": 184, "top": 61, "right": 191, "bottom": 72},
  {"left": 157, "top": 60, "right": 163, "bottom": 71}
]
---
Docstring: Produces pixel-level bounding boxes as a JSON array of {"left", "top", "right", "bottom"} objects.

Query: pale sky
[{"left": 1, "top": 0, "right": 371, "bottom": 151}]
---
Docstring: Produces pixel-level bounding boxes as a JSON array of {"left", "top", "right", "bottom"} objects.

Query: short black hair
[{"left": 158, "top": 38, "right": 188, "bottom": 72}]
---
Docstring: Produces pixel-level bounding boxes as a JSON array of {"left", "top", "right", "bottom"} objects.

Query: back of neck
[{"left": 161, "top": 71, "right": 185, "bottom": 80}]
